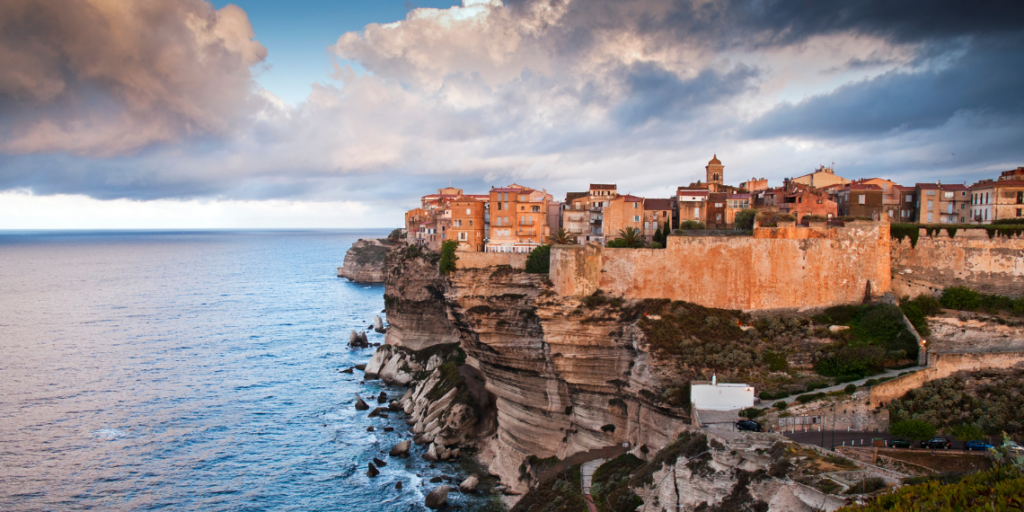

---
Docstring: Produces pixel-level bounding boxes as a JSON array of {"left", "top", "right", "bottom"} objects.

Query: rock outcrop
[
  {"left": 338, "top": 238, "right": 395, "bottom": 282},
  {"left": 424, "top": 485, "right": 449, "bottom": 509}
]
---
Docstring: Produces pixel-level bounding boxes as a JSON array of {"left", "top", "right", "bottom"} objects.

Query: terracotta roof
[
  {"left": 915, "top": 183, "right": 940, "bottom": 189},
  {"left": 677, "top": 190, "right": 709, "bottom": 196},
  {"left": 643, "top": 199, "right": 674, "bottom": 210},
  {"left": 974, "top": 179, "right": 1024, "bottom": 188},
  {"left": 491, "top": 188, "right": 520, "bottom": 193},
  {"left": 617, "top": 194, "right": 644, "bottom": 202},
  {"left": 841, "top": 184, "right": 883, "bottom": 191},
  {"left": 708, "top": 154, "right": 721, "bottom": 165},
  {"left": 565, "top": 192, "right": 588, "bottom": 202},
  {"left": 590, "top": 184, "right": 616, "bottom": 190}
]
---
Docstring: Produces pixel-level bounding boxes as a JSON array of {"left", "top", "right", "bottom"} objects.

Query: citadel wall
[{"left": 550, "top": 222, "right": 891, "bottom": 311}]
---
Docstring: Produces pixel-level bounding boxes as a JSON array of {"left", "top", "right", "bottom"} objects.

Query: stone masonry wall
[
  {"left": 890, "top": 229, "right": 1024, "bottom": 298},
  {"left": 457, "top": 251, "right": 528, "bottom": 270},
  {"left": 550, "top": 222, "right": 891, "bottom": 311},
  {"left": 869, "top": 351, "right": 1024, "bottom": 407}
]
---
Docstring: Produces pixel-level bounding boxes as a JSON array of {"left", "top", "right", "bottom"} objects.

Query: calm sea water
[{"left": 0, "top": 230, "right": 480, "bottom": 511}]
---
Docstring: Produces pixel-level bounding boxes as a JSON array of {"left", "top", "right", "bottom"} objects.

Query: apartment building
[
  {"left": 604, "top": 195, "right": 645, "bottom": 239},
  {"left": 836, "top": 184, "right": 884, "bottom": 218},
  {"left": 913, "top": 183, "right": 970, "bottom": 223},
  {"left": 678, "top": 189, "right": 709, "bottom": 224},
  {"left": 486, "top": 184, "right": 554, "bottom": 252},
  {"left": 449, "top": 198, "right": 486, "bottom": 252},
  {"left": 777, "top": 185, "right": 838, "bottom": 222},
  {"left": 970, "top": 167, "right": 1024, "bottom": 223},
  {"left": 561, "top": 184, "right": 618, "bottom": 244}
]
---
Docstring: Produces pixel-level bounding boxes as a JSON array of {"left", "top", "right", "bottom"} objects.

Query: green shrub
[
  {"left": 806, "top": 380, "right": 831, "bottom": 392},
  {"left": 762, "top": 350, "right": 789, "bottom": 371},
  {"left": 679, "top": 220, "right": 706, "bottom": 230},
  {"left": 859, "top": 304, "right": 906, "bottom": 340},
  {"left": 796, "top": 392, "right": 827, "bottom": 404},
  {"left": 774, "top": 401, "right": 788, "bottom": 410},
  {"left": 844, "top": 384, "right": 858, "bottom": 394},
  {"left": 735, "top": 209, "right": 758, "bottom": 230},
  {"left": 774, "top": 391, "right": 790, "bottom": 399},
  {"left": 773, "top": 213, "right": 796, "bottom": 223},
  {"left": 941, "top": 286, "right": 981, "bottom": 310},
  {"left": 888, "top": 374, "right": 1024, "bottom": 434},
  {"left": 606, "top": 238, "right": 628, "bottom": 248},
  {"left": 439, "top": 239, "right": 459, "bottom": 274},
  {"left": 649, "top": 241, "right": 664, "bottom": 249},
  {"left": 837, "top": 465, "right": 1024, "bottom": 512},
  {"left": 525, "top": 244, "right": 551, "bottom": 274},
  {"left": 889, "top": 419, "right": 936, "bottom": 440},
  {"left": 590, "top": 454, "right": 645, "bottom": 512},
  {"left": 846, "top": 477, "right": 887, "bottom": 495},
  {"left": 815, "top": 345, "right": 886, "bottom": 377},
  {"left": 899, "top": 300, "right": 931, "bottom": 337},
  {"left": 864, "top": 379, "right": 879, "bottom": 386},
  {"left": 759, "top": 391, "right": 775, "bottom": 400}
]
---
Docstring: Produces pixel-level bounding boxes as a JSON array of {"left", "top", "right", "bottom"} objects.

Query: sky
[{"left": 1, "top": 0, "right": 1023, "bottom": 229}]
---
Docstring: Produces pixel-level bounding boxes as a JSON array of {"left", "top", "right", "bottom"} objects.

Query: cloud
[
  {"left": 0, "top": 0, "right": 267, "bottom": 156},
  {"left": 1, "top": 0, "right": 1023, "bottom": 225}
]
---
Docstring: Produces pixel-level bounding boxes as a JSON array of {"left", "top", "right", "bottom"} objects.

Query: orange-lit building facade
[
  {"left": 486, "top": 185, "right": 554, "bottom": 253},
  {"left": 604, "top": 195, "right": 644, "bottom": 239},
  {"left": 643, "top": 199, "right": 673, "bottom": 240},
  {"left": 449, "top": 198, "right": 487, "bottom": 251}
]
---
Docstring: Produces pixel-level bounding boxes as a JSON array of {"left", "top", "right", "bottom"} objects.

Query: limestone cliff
[{"left": 338, "top": 238, "right": 395, "bottom": 282}]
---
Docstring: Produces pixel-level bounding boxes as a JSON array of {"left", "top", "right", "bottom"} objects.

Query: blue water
[{"left": 0, "top": 230, "right": 478, "bottom": 511}]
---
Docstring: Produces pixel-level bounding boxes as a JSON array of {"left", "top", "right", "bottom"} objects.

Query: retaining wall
[
  {"left": 890, "top": 229, "right": 1024, "bottom": 298},
  {"left": 869, "top": 351, "right": 1024, "bottom": 407},
  {"left": 457, "top": 252, "right": 528, "bottom": 270}
]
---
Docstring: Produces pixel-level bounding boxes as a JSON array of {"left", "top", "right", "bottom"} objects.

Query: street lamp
[{"left": 830, "top": 405, "right": 836, "bottom": 451}]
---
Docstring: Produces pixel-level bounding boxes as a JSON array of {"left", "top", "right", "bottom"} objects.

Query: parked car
[
  {"left": 965, "top": 440, "right": 994, "bottom": 451},
  {"left": 736, "top": 420, "right": 762, "bottom": 432},
  {"left": 889, "top": 438, "right": 912, "bottom": 449},
  {"left": 921, "top": 437, "right": 952, "bottom": 449},
  {"left": 1004, "top": 441, "right": 1024, "bottom": 453}
]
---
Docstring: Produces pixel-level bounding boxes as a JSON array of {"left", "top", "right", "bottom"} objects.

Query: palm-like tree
[
  {"left": 616, "top": 227, "right": 645, "bottom": 248},
  {"left": 548, "top": 228, "right": 577, "bottom": 245}
]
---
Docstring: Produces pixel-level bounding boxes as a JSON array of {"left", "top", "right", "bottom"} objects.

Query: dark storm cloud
[
  {"left": 613, "top": 62, "right": 757, "bottom": 127},
  {"left": 745, "top": 34, "right": 1024, "bottom": 139}
]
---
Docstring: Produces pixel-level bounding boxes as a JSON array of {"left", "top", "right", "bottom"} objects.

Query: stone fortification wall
[
  {"left": 457, "top": 251, "right": 528, "bottom": 270},
  {"left": 869, "top": 351, "right": 1024, "bottom": 407},
  {"left": 890, "top": 229, "right": 1024, "bottom": 298},
  {"left": 550, "top": 222, "right": 891, "bottom": 311}
]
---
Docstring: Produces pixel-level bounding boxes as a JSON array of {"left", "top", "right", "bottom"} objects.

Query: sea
[{"left": 0, "top": 230, "right": 487, "bottom": 512}]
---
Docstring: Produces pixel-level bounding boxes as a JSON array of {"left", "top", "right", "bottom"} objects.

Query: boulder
[
  {"left": 388, "top": 400, "right": 402, "bottom": 411},
  {"left": 349, "top": 330, "right": 369, "bottom": 348},
  {"left": 366, "top": 426, "right": 375, "bottom": 432},
  {"left": 340, "top": 367, "right": 354, "bottom": 374},
  {"left": 355, "top": 364, "right": 367, "bottom": 371},
  {"left": 459, "top": 475, "right": 479, "bottom": 493},
  {"left": 373, "top": 457, "right": 387, "bottom": 467},
  {"left": 429, "top": 476, "right": 443, "bottom": 483},
  {"left": 395, "top": 481, "right": 403, "bottom": 490},
  {"left": 377, "top": 391, "right": 388, "bottom": 404},
  {"left": 423, "top": 443, "right": 439, "bottom": 461},
  {"left": 368, "top": 408, "right": 380, "bottom": 418},
  {"left": 354, "top": 395, "right": 370, "bottom": 411},
  {"left": 424, "top": 486, "right": 449, "bottom": 509},
  {"left": 384, "top": 427, "right": 395, "bottom": 432},
  {"left": 389, "top": 440, "right": 411, "bottom": 457},
  {"left": 366, "top": 463, "right": 379, "bottom": 478},
  {"left": 373, "top": 315, "right": 387, "bottom": 333}
]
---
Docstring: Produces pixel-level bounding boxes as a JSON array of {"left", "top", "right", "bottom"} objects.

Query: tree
[
  {"left": 679, "top": 220, "right": 705, "bottom": 230},
  {"left": 439, "top": 239, "right": 459, "bottom": 274},
  {"left": 662, "top": 220, "right": 671, "bottom": 241},
  {"left": 652, "top": 225, "right": 665, "bottom": 247},
  {"left": 610, "top": 227, "right": 645, "bottom": 248},
  {"left": 735, "top": 209, "right": 758, "bottom": 230},
  {"left": 525, "top": 244, "right": 551, "bottom": 274},
  {"left": 890, "top": 419, "right": 936, "bottom": 441},
  {"left": 548, "top": 228, "right": 577, "bottom": 245},
  {"left": 949, "top": 423, "right": 984, "bottom": 443}
]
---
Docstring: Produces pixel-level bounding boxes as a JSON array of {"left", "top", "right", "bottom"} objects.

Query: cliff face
[
  {"left": 376, "top": 251, "right": 693, "bottom": 494},
  {"left": 338, "top": 239, "right": 394, "bottom": 282}
]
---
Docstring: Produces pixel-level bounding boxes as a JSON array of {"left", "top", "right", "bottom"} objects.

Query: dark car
[
  {"left": 889, "top": 438, "right": 912, "bottom": 449},
  {"left": 921, "top": 437, "right": 952, "bottom": 449},
  {"left": 736, "top": 420, "right": 762, "bottom": 432},
  {"left": 965, "top": 440, "right": 994, "bottom": 451}
]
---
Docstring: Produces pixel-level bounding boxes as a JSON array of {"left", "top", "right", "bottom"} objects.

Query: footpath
[{"left": 759, "top": 364, "right": 924, "bottom": 409}]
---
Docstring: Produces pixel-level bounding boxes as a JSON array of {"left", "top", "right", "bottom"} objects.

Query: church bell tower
[{"left": 706, "top": 154, "right": 724, "bottom": 186}]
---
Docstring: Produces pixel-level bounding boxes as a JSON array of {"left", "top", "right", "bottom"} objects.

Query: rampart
[
  {"left": 869, "top": 351, "right": 1024, "bottom": 407},
  {"left": 890, "top": 229, "right": 1024, "bottom": 298},
  {"left": 457, "top": 251, "right": 528, "bottom": 269},
  {"left": 550, "top": 221, "right": 891, "bottom": 311}
]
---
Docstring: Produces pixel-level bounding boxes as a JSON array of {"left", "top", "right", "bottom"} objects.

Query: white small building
[{"left": 690, "top": 374, "right": 755, "bottom": 411}]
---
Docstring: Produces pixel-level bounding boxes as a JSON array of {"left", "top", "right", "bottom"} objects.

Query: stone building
[
  {"left": 970, "top": 167, "right": 1024, "bottom": 223},
  {"left": 789, "top": 165, "right": 850, "bottom": 189},
  {"left": 706, "top": 154, "right": 724, "bottom": 187},
  {"left": 739, "top": 177, "right": 768, "bottom": 193},
  {"left": 642, "top": 198, "right": 674, "bottom": 241},
  {"left": 562, "top": 185, "right": 618, "bottom": 245},
  {"left": 677, "top": 189, "right": 709, "bottom": 225},
  {"left": 777, "top": 185, "right": 838, "bottom": 222}
]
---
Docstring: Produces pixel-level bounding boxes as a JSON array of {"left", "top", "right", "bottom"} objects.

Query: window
[
  {"left": 644, "top": 222, "right": 650, "bottom": 230},
  {"left": 943, "top": 191, "right": 954, "bottom": 199},
  {"left": 532, "top": 206, "right": 540, "bottom": 212},
  {"left": 986, "top": 193, "right": 990, "bottom": 204},
  {"left": 653, "top": 222, "right": 658, "bottom": 230},
  {"left": 633, "top": 215, "right": 641, "bottom": 222},
  {"left": 458, "top": 232, "right": 467, "bottom": 241},
  {"left": 466, "top": 208, "right": 471, "bottom": 214},
  {"left": 926, "top": 190, "right": 936, "bottom": 196},
  {"left": 469, "top": 220, "right": 473, "bottom": 227},
  {"left": 1018, "top": 208, "right": 1022, "bottom": 217},
  {"left": 927, "top": 200, "right": 933, "bottom": 211},
  {"left": 694, "top": 207, "right": 700, "bottom": 219},
  {"left": 858, "top": 194, "right": 866, "bottom": 205},
  {"left": 927, "top": 212, "right": 933, "bottom": 222},
  {"left": 906, "top": 194, "right": 913, "bottom": 202},
  {"left": 948, "top": 204, "right": 953, "bottom": 214},
  {"left": 714, "top": 203, "right": 723, "bottom": 207},
  {"left": 1018, "top": 192, "right": 1024, "bottom": 204},
  {"left": 633, "top": 202, "right": 639, "bottom": 209},
  {"left": 497, "top": 202, "right": 502, "bottom": 211},
  {"left": 962, "top": 191, "right": 967, "bottom": 197}
]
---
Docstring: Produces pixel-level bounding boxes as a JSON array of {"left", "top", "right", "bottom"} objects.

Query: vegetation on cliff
[
  {"left": 510, "top": 465, "right": 587, "bottom": 512},
  {"left": 811, "top": 303, "right": 919, "bottom": 378},
  {"left": 888, "top": 370, "right": 1024, "bottom": 435},
  {"left": 939, "top": 286, "right": 1024, "bottom": 316},
  {"left": 439, "top": 240, "right": 459, "bottom": 274},
  {"left": 890, "top": 223, "right": 1024, "bottom": 248},
  {"left": 525, "top": 245, "right": 551, "bottom": 274},
  {"left": 837, "top": 463, "right": 1024, "bottom": 512}
]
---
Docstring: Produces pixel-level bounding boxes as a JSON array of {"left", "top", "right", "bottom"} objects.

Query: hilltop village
[
  {"left": 402, "top": 156, "right": 1024, "bottom": 253},
  {"left": 339, "top": 158, "right": 1024, "bottom": 511}
]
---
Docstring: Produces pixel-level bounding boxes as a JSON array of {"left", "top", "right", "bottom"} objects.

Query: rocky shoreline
[{"left": 338, "top": 238, "right": 396, "bottom": 282}]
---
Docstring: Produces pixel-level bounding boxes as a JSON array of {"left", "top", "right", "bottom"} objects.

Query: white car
[{"left": 1003, "top": 441, "right": 1024, "bottom": 453}]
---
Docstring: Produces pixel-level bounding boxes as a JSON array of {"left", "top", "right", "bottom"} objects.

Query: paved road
[
  {"left": 759, "top": 365, "right": 925, "bottom": 409},
  {"left": 581, "top": 459, "right": 606, "bottom": 512}
]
